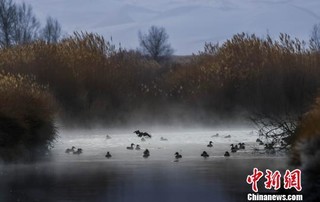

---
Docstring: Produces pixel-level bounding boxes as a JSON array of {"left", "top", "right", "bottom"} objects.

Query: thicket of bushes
[
  {"left": 1, "top": 32, "right": 320, "bottom": 125},
  {"left": 0, "top": 32, "right": 160, "bottom": 124},
  {"left": 171, "top": 33, "right": 320, "bottom": 115},
  {"left": 290, "top": 95, "right": 320, "bottom": 201},
  {"left": 1, "top": 31, "right": 320, "bottom": 161},
  {"left": 0, "top": 72, "right": 56, "bottom": 162}
]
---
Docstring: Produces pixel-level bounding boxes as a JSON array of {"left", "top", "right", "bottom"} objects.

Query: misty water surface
[{"left": 0, "top": 128, "right": 292, "bottom": 202}]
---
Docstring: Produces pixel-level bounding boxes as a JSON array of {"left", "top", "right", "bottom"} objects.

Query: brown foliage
[
  {"left": 1, "top": 32, "right": 320, "bottom": 124},
  {"left": 0, "top": 72, "right": 56, "bottom": 161}
]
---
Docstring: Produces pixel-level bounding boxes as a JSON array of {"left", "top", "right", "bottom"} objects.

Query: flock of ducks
[
  {"left": 230, "top": 143, "right": 246, "bottom": 152},
  {"left": 126, "top": 143, "right": 141, "bottom": 150},
  {"left": 65, "top": 146, "right": 83, "bottom": 154},
  {"left": 65, "top": 131, "right": 248, "bottom": 161}
]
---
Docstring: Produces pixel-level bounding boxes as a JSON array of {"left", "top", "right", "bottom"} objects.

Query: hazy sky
[{"left": 16, "top": 0, "right": 320, "bottom": 55}]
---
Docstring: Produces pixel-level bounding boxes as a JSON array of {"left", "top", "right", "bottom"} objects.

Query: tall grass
[
  {"left": 162, "top": 33, "right": 320, "bottom": 115},
  {"left": 0, "top": 32, "right": 320, "bottom": 125},
  {"left": 0, "top": 72, "right": 56, "bottom": 162}
]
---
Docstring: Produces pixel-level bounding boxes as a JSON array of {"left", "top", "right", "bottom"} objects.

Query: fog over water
[{"left": 0, "top": 127, "right": 293, "bottom": 202}]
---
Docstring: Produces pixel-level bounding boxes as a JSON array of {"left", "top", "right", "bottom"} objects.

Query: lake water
[{"left": 0, "top": 128, "right": 294, "bottom": 202}]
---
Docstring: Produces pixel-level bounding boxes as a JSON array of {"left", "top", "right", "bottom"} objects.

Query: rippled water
[{"left": 0, "top": 128, "right": 293, "bottom": 202}]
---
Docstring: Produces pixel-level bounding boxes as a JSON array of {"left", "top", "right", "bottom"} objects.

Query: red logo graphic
[
  {"left": 264, "top": 169, "right": 281, "bottom": 190},
  {"left": 283, "top": 169, "right": 302, "bottom": 191},
  {"left": 246, "top": 168, "right": 302, "bottom": 192},
  {"left": 246, "top": 168, "right": 264, "bottom": 192}
]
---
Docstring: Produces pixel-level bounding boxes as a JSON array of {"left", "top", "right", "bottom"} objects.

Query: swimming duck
[
  {"left": 175, "top": 152, "right": 182, "bottom": 159},
  {"left": 143, "top": 149, "right": 150, "bottom": 155},
  {"left": 224, "top": 135, "right": 231, "bottom": 138},
  {"left": 230, "top": 144, "right": 237, "bottom": 153},
  {"left": 160, "top": 137, "right": 168, "bottom": 141},
  {"left": 126, "top": 143, "right": 135, "bottom": 150},
  {"left": 265, "top": 143, "right": 275, "bottom": 150},
  {"left": 105, "top": 151, "right": 112, "bottom": 158},
  {"left": 135, "top": 145, "right": 141, "bottom": 150},
  {"left": 224, "top": 151, "right": 230, "bottom": 157},
  {"left": 106, "top": 135, "right": 111, "bottom": 139},
  {"left": 207, "top": 141, "right": 213, "bottom": 147},
  {"left": 211, "top": 133, "right": 219, "bottom": 137},
  {"left": 73, "top": 148, "right": 83, "bottom": 155},
  {"left": 143, "top": 149, "right": 150, "bottom": 158},
  {"left": 141, "top": 138, "right": 146, "bottom": 142},
  {"left": 65, "top": 146, "right": 75, "bottom": 153},
  {"left": 238, "top": 143, "right": 245, "bottom": 150},
  {"left": 201, "top": 151, "right": 209, "bottom": 158}
]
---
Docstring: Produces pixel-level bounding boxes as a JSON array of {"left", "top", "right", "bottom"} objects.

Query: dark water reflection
[{"left": 0, "top": 158, "right": 291, "bottom": 202}]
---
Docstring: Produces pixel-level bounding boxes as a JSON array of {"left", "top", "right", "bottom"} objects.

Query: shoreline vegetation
[
  {"left": 0, "top": 72, "right": 56, "bottom": 162},
  {"left": 0, "top": 31, "right": 320, "bottom": 163},
  {"left": 0, "top": 0, "right": 319, "bottom": 167}
]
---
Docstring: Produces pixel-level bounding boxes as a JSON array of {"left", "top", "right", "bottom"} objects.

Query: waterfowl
[
  {"left": 224, "top": 151, "right": 230, "bottom": 157},
  {"left": 135, "top": 145, "right": 141, "bottom": 150},
  {"left": 238, "top": 143, "right": 245, "bottom": 150},
  {"left": 141, "top": 138, "right": 146, "bottom": 142},
  {"left": 65, "top": 146, "right": 75, "bottom": 153},
  {"left": 73, "top": 148, "right": 83, "bottom": 155},
  {"left": 143, "top": 149, "right": 150, "bottom": 158},
  {"left": 160, "top": 137, "right": 168, "bottom": 141},
  {"left": 175, "top": 152, "right": 182, "bottom": 159},
  {"left": 106, "top": 135, "right": 111, "bottom": 139},
  {"left": 143, "top": 149, "right": 150, "bottom": 155},
  {"left": 224, "top": 135, "right": 231, "bottom": 138},
  {"left": 134, "top": 130, "right": 142, "bottom": 137},
  {"left": 127, "top": 143, "right": 135, "bottom": 150},
  {"left": 201, "top": 151, "right": 209, "bottom": 158},
  {"left": 105, "top": 152, "right": 112, "bottom": 158},
  {"left": 142, "top": 132, "right": 152, "bottom": 138},
  {"left": 230, "top": 144, "right": 237, "bottom": 153},
  {"left": 134, "top": 130, "right": 152, "bottom": 138},
  {"left": 207, "top": 141, "right": 213, "bottom": 147},
  {"left": 265, "top": 143, "right": 275, "bottom": 150},
  {"left": 211, "top": 133, "right": 219, "bottom": 137}
]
